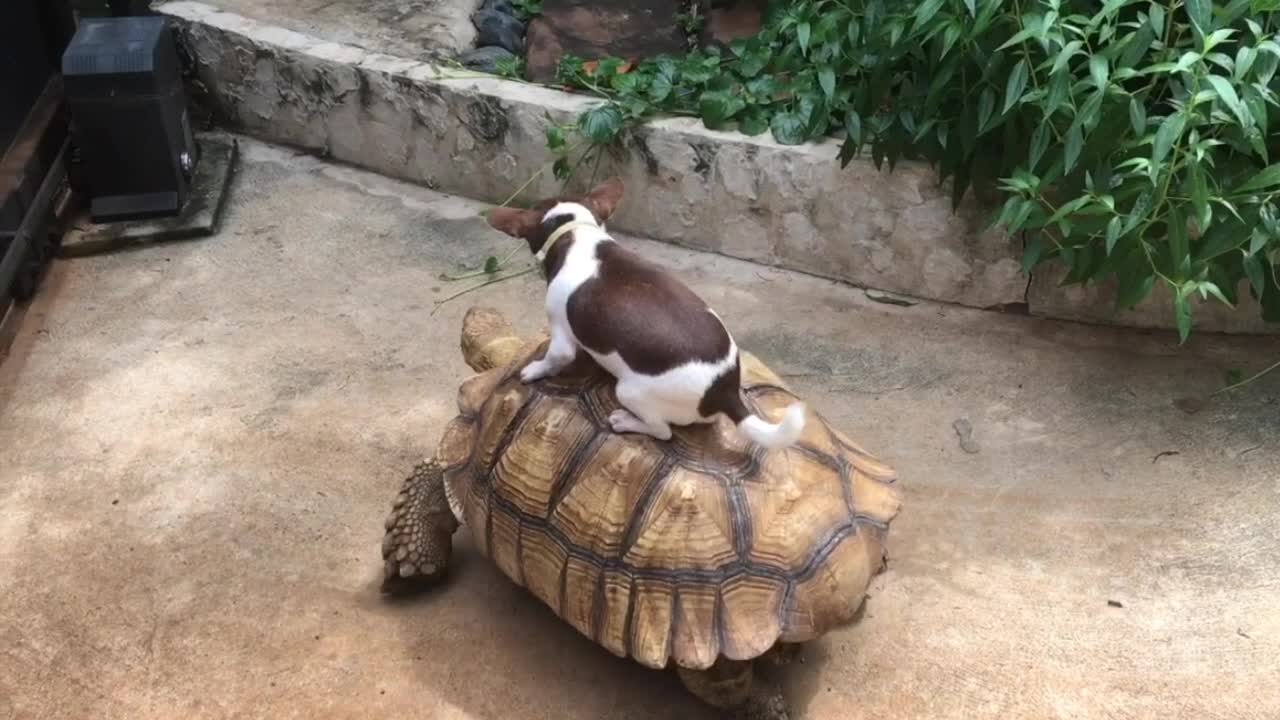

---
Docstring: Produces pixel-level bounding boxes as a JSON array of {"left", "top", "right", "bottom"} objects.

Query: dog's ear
[
  {"left": 487, "top": 206, "right": 540, "bottom": 239},
  {"left": 582, "top": 177, "right": 624, "bottom": 223}
]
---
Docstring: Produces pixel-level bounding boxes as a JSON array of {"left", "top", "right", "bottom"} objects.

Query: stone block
[{"left": 524, "top": 0, "right": 687, "bottom": 83}]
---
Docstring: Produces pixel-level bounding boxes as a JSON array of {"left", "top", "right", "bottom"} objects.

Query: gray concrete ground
[
  {"left": 1, "top": 136, "right": 1278, "bottom": 720},
  {"left": 192, "top": 0, "right": 480, "bottom": 59}
]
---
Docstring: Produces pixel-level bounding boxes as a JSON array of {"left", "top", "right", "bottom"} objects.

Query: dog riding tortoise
[{"left": 381, "top": 306, "right": 902, "bottom": 718}]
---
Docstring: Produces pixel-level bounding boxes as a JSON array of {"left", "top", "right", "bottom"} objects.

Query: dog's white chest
[{"left": 545, "top": 231, "right": 605, "bottom": 317}]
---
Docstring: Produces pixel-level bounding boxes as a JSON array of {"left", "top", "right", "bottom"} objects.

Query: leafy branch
[{"left": 534, "top": 0, "right": 1280, "bottom": 340}]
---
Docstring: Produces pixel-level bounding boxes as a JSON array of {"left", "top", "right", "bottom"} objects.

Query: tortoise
[{"left": 381, "top": 306, "right": 902, "bottom": 718}]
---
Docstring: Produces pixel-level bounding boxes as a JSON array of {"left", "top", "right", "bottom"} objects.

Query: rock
[
  {"left": 472, "top": 9, "right": 525, "bottom": 54},
  {"left": 524, "top": 0, "right": 687, "bottom": 83},
  {"left": 478, "top": 0, "right": 517, "bottom": 16},
  {"left": 952, "top": 418, "right": 980, "bottom": 454},
  {"left": 701, "top": 0, "right": 764, "bottom": 48},
  {"left": 458, "top": 46, "right": 516, "bottom": 74}
]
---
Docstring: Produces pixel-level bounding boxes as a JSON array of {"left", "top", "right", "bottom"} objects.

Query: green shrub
[{"left": 549, "top": 0, "right": 1280, "bottom": 339}]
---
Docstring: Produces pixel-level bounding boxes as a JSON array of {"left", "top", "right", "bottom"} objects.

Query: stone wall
[
  {"left": 157, "top": 1, "right": 1277, "bottom": 334},
  {"left": 158, "top": 0, "right": 1026, "bottom": 310}
]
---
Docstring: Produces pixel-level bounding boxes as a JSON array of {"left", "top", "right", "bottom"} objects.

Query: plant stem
[
  {"left": 430, "top": 267, "right": 536, "bottom": 316},
  {"left": 1211, "top": 357, "right": 1280, "bottom": 396},
  {"left": 440, "top": 241, "right": 526, "bottom": 281}
]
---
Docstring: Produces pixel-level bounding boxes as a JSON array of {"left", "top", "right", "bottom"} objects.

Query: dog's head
[{"left": 486, "top": 177, "right": 625, "bottom": 256}]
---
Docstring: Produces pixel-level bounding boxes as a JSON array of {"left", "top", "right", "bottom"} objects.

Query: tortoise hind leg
[
  {"left": 676, "top": 658, "right": 789, "bottom": 720},
  {"left": 380, "top": 458, "right": 460, "bottom": 594}
]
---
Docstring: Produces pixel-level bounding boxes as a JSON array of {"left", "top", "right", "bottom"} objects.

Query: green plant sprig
[{"left": 537, "top": 0, "right": 1280, "bottom": 340}]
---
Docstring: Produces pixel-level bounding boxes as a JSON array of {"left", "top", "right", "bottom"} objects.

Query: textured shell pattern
[{"left": 435, "top": 340, "right": 902, "bottom": 671}]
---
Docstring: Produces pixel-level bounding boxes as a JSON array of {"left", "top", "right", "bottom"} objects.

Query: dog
[{"left": 486, "top": 177, "right": 805, "bottom": 449}]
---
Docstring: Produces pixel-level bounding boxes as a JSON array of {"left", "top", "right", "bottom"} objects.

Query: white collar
[{"left": 534, "top": 220, "right": 597, "bottom": 264}]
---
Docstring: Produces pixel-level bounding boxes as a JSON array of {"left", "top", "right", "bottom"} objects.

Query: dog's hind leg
[{"left": 609, "top": 381, "right": 673, "bottom": 440}]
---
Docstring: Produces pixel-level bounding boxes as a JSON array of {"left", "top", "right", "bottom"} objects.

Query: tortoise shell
[{"left": 436, "top": 338, "right": 902, "bottom": 671}]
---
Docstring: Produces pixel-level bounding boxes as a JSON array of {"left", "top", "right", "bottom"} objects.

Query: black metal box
[{"left": 62, "top": 16, "right": 197, "bottom": 223}]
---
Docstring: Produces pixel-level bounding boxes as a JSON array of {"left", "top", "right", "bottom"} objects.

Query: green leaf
[
  {"left": 1234, "top": 163, "right": 1280, "bottom": 193},
  {"left": 818, "top": 67, "right": 836, "bottom": 101},
  {"left": 545, "top": 125, "right": 566, "bottom": 151},
  {"left": 1201, "top": 281, "right": 1233, "bottom": 306},
  {"left": 997, "top": 26, "right": 1039, "bottom": 52},
  {"left": 914, "top": 0, "right": 945, "bottom": 27},
  {"left": 1029, "top": 122, "right": 1050, "bottom": 170},
  {"left": 1064, "top": 124, "right": 1083, "bottom": 173},
  {"left": 1189, "top": 162, "right": 1211, "bottom": 231},
  {"left": 1205, "top": 75, "right": 1251, "bottom": 128},
  {"left": 610, "top": 71, "right": 639, "bottom": 94},
  {"left": 1116, "top": 269, "right": 1156, "bottom": 310},
  {"left": 1185, "top": 0, "right": 1212, "bottom": 35},
  {"left": 1149, "top": 4, "right": 1166, "bottom": 36},
  {"left": 744, "top": 75, "right": 778, "bottom": 100},
  {"left": 1236, "top": 46, "right": 1258, "bottom": 80},
  {"left": 797, "top": 21, "right": 812, "bottom": 54},
  {"left": 1168, "top": 206, "right": 1190, "bottom": 278},
  {"left": 796, "top": 92, "right": 828, "bottom": 136},
  {"left": 1022, "top": 233, "right": 1045, "bottom": 273},
  {"left": 698, "top": 90, "right": 746, "bottom": 128},
  {"left": 1175, "top": 51, "right": 1203, "bottom": 73},
  {"left": 770, "top": 111, "right": 807, "bottom": 144},
  {"left": 1121, "top": 23, "right": 1157, "bottom": 69},
  {"left": 737, "top": 47, "right": 772, "bottom": 78},
  {"left": 1089, "top": 55, "right": 1110, "bottom": 88},
  {"left": 1124, "top": 190, "right": 1155, "bottom": 234},
  {"left": 1244, "top": 252, "right": 1267, "bottom": 296},
  {"left": 1045, "top": 70, "right": 1070, "bottom": 117},
  {"left": 1004, "top": 59, "right": 1029, "bottom": 114},
  {"left": 1106, "top": 217, "right": 1123, "bottom": 255},
  {"left": 845, "top": 111, "right": 862, "bottom": 148},
  {"left": 963, "top": 0, "right": 976, "bottom": 17},
  {"left": 1251, "top": 227, "right": 1269, "bottom": 256},
  {"left": 483, "top": 256, "right": 500, "bottom": 274},
  {"left": 1076, "top": 89, "right": 1105, "bottom": 131},
  {"left": 1128, "top": 97, "right": 1146, "bottom": 135},
  {"left": 1174, "top": 291, "right": 1192, "bottom": 343},
  {"left": 941, "top": 22, "right": 963, "bottom": 58},
  {"left": 1052, "top": 41, "right": 1084, "bottom": 75},
  {"left": 1046, "top": 195, "right": 1092, "bottom": 227},
  {"left": 977, "top": 88, "right": 996, "bottom": 133},
  {"left": 680, "top": 57, "right": 717, "bottom": 84},
  {"left": 578, "top": 104, "right": 624, "bottom": 145},
  {"left": 1204, "top": 28, "right": 1238, "bottom": 53},
  {"left": 648, "top": 62, "right": 676, "bottom": 102},
  {"left": 1152, "top": 112, "right": 1186, "bottom": 167},
  {"left": 739, "top": 107, "right": 769, "bottom": 136}
]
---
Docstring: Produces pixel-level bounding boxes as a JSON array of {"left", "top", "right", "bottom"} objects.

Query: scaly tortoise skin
[{"left": 382, "top": 307, "right": 902, "bottom": 718}]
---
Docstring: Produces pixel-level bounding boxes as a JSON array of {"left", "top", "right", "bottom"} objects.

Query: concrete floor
[{"left": 1, "top": 137, "right": 1278, "bottom": 720}]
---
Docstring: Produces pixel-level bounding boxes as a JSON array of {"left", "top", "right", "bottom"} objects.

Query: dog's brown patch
[
  {"left": 566, "top": 242, "right": 732, "bottom": 375},
  {"left": 697, "top": 359, "right": 748, "bottom": 422}
]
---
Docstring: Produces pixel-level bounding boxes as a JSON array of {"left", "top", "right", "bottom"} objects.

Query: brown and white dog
[{"left": 487, "top": 177, "right": 805, "bottom": 448}]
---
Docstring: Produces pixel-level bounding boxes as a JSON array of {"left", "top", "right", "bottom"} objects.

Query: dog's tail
[
  {"left": 737, "top": 402, "right": 806, "bottom": 449},
  {"left": 721, "top": 390, "right": 806, "bottom": 450}
]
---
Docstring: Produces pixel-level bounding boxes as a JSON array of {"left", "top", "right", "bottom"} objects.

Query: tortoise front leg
[
  {"left": 380, "top": 458, "right": 460, "bottom": 594},
  {"left": 676, "top": 658, "right": 789, "bottom": 720}
]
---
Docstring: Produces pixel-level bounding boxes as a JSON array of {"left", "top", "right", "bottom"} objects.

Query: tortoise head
[{"left": 460, "top": 306, "right": 532, "bottom": 372}]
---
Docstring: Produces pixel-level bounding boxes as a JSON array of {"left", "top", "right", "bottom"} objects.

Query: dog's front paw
[
  {"left": 609, "top": 409, "right": 642, "bottom": 434},
  {"left": 520, "top": 360, "right": 551, "bottom": 384}
]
